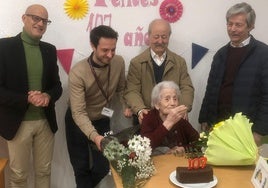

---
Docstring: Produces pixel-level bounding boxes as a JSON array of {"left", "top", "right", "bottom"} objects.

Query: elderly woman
[{"left": 141, "top": 81, "right": 199, "bottom": 155}]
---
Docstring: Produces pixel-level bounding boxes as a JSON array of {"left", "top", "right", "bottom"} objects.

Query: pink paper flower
[{"left": 159, "top": 0, "right": 183, "bottom": 23}]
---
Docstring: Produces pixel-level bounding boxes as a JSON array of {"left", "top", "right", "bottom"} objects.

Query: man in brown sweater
[{"left": 65, "top": 25, "right": 128, "bottom": 188}]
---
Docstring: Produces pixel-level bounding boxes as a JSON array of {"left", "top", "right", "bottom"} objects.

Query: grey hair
[
  {"left": 151, "top": 81, "right": 180, "bottom": 107},
  {"left": 148, "top": 19, "right": 172, "bottom": 36},
  {"left": 226, "top": 2, "right": 256, "bottom": 28}
]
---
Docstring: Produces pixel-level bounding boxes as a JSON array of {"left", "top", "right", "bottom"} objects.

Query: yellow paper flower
[
  {"left": 64, "top": 0, "right": 89, "bottom": 20},
  {"left": 205, "top": 113, "right": 258, "bottom": 166}
]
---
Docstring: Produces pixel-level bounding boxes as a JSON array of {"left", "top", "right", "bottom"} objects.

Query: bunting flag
[
  {"left": 57, "top": 49, "right": 74, "bottom": 74},
  {"left": 191, "top": 43, "right": 209, "bottom": 69}
]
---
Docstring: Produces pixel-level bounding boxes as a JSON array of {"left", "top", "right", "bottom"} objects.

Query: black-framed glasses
[{"left": 25, "top": 14, "right": 52, "bottom": 25}]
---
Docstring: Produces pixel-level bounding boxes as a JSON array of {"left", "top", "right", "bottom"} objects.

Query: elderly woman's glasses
[{"left": 25, "top": 14, "right": 52, "bottom": 25}]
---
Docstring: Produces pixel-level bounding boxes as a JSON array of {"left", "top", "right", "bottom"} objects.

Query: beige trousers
[{"left": 7, "top": 119, "right": 54, "bottom": 188}]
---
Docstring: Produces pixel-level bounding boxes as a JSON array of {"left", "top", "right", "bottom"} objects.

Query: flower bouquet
[
  {"left": 103, "top": 135, "right": 155, "bottom": 188},
  {"left": 203, "top": 113, "right": 258, "bottom": 166},
  {"left": 192, "top": 131, "right": 209, "bottom": 153}
]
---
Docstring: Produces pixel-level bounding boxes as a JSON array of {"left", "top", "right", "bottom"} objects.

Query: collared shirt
[
  {"left": 230, "top": 36, "right": 251, "bottom": 48},
  {"left": 150, "top": 49, "right": 167, "bottom": 66}
]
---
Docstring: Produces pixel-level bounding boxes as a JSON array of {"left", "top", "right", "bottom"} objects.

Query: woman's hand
[
  {"left": 163, "top": 105, "right": 187, "bottom": 130},
  {"left": 166, "top": 146, "right": 185, "bottom": 156}
]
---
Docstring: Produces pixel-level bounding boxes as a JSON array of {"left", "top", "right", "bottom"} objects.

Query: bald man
[{"left": 0, "top": 4, "right": 62, "bottom": 187}]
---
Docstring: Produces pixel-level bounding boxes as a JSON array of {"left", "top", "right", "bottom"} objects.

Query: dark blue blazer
[
  {"left": 199, "top": 36, "right": 268, "bottom": 135},
  {"left": 0, "top": 33, "right": 62, "bottom": 140}
]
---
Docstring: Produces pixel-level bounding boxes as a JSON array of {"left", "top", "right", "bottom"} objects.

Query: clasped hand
[{"left": 28, "top": 91, "right": 50, "bottom": 107}]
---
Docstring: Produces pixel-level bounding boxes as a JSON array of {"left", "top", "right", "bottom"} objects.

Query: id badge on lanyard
[{"left": 88, "top": 57, "right": 114, "bottom": 118}]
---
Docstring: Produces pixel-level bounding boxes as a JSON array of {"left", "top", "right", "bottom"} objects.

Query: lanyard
[{"left": 88, "top": 57, "right": 111, "bottom": 103}]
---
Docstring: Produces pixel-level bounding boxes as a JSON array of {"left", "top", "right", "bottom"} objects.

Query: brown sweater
[
  {"left": 141, "top": 108, "right": 199, "bottom": 149},
  {"left": 68, "top": 55, "right": 126, "bottom": 141},
  {"left": 218, "top": 46, "right": 248, "bottom": 120}
]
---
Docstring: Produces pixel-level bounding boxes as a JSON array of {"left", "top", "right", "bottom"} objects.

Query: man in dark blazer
[{"left": 0, "top": 4, "right": 62, "bottom": 187}]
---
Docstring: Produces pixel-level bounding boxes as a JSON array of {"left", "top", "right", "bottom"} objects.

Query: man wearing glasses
[{"left": 0, "top": 4, "right": 62, "bottom": 187}]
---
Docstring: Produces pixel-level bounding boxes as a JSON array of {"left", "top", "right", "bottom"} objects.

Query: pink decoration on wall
[
  {"left": 95, "top": 0, "right": 107, "bottom": 7},
  {"left": 159, "top": 0, "right": 183, "bottom": 23},
  {"left": 57, "top": 49, "right": 74, "bottom": 74}
]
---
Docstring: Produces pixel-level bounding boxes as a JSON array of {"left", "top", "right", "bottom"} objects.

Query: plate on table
[{"left": 169, "top": 171, "right": 218, "bottom": 188}]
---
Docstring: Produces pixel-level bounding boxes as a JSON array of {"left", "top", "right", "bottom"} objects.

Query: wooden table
[
  {"left": 0, "top": 158, "right": 8, "bottom": 188},
  {"left": 111, "top": 154, "right": 255, "bottom": 187}
]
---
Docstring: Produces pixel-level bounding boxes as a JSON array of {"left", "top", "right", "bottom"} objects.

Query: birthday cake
[
  {"left": 176, "top": 155, "right": 214, "bottom": 183},
  {"left": 176, "top": 165, "right": 213, "bottom": 183}
]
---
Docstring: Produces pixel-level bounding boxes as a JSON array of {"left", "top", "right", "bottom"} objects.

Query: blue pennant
[{"left": 191, "top": 43, "right": 209, "bottom": 69}]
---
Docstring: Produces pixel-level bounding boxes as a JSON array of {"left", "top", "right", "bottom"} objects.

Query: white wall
[{"left": 1, "top": 0, "right": 268, "bottom": 187}]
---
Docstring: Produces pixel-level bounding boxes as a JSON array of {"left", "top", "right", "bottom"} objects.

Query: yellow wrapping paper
[{"left": 204, "top": 113, "right": 258, "bottom": 165}]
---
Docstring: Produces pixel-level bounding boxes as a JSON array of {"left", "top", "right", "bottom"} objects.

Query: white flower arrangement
[{"left": 103, "top": 135, "right": 155, "bottom": 187}]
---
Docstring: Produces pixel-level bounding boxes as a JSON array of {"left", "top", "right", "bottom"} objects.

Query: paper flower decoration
[
  {"left": 64, "top": 0, "right": 89, "bottom": 20},
  {"left": 205, "top": 113, "right": 258, "bottom": 166},
  {"left": 159, "top": 0, "right": 183, "bottom": 23}
]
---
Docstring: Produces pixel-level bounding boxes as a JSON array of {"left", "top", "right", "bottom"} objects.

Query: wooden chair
[{"left": 0, "top": 158, "right": 8, "bottom": 188}]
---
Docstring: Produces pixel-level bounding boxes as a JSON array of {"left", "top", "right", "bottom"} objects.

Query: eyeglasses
[{"left": 25, "top": 14, "right": 52, "bottom": 25}]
